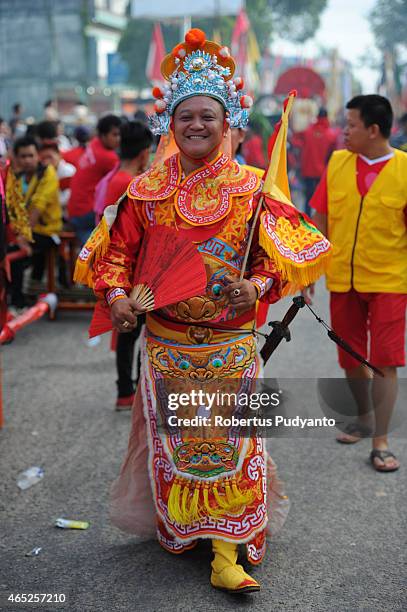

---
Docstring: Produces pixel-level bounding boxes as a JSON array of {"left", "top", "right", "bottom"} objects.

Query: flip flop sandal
[
  {"left": 336, "top": 422, "right": 372, "bottom": 444},
  {"left": 370, "top": 449, "right": 400, "bottom": 472}
]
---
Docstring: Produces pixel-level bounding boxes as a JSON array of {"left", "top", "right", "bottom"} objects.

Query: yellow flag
[
  {"left": 262, "top": 91, "right": 296, "bottom": 205},
  {"left": 258, "top": 89, "right": 332, "bottom": 289},
  {"left": 246, "top": 29, "right": 260, "bottom": 91},
  {"left": 248, "top": 29, "right": 261, "bottom": 65}
]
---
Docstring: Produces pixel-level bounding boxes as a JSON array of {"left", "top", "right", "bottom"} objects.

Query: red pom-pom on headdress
[
  {"left": 152, "top": 86, "right": 165, "bottom": 99},
  {"left": 154, "top": 100, "right": 167, "bottom": 114},
  {"left": 240, "top": 95, "right": 253, "bottom": 109},
  {"left": 234, "top": 77, "right": 245, "bottom": 91},
  {"left": 218, "top": 46, "right": 230, "bottom": 59},
  {"left": 172, "top": 43, "right": 186, "bottom": 59},
  {"left": 185, "top": 28, "right": 206, "bottom": 49}
]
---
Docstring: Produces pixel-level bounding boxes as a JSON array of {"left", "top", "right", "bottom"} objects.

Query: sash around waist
[{"left": 146, "top": 310, "right": 256, "bottom": 348}]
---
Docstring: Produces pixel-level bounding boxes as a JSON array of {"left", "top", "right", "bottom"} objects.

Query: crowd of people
[
  {"left": 0, "top": 103, "right": 156, "bottom": 409},
  {"left": 1, "top": 26, "right": 406, "bottom": 596},
  {"left": 0, "top": 104, "right": 155, "bottom": 306}
]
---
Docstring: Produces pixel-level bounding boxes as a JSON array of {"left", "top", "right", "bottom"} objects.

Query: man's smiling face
[{"left": 172, "top": 96, "right": 225, "bottom": 159}]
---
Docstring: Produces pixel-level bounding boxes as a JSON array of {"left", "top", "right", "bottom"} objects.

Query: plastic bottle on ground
[{"left": 16, "top": 467, "right": 44, "bottom": 490}]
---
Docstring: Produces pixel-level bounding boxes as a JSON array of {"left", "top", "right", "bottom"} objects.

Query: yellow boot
[{"left": 211, "top": 539, "right": 260, "bottom": 593}]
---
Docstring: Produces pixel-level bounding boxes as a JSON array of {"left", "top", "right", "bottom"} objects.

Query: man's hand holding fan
[
  {"left": 89, "top": 226, "right": 208, "bottom": 337},
  {"left": 110, "top": 298, "right": 145, "bottom": 333}
]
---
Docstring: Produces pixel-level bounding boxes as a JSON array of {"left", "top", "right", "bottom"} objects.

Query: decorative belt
[{"left": 148, "top": 310, "right": 255, "bottom": 336}]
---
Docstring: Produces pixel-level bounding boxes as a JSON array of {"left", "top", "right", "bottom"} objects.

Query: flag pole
[
  {"left": 239, "top": 194, "right": 264, "bottom": 282},
  {"left": 181, "top": 16, "right": 191, "bottom": 38}
]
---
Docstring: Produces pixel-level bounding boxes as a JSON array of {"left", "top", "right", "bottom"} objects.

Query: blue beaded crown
[{"left": 149, "top": 29, "right": 253, "bottom": 135}]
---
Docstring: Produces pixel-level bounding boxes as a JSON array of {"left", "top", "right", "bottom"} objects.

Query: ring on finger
[
  {"left": 233, "top": 288, "right": 241, "bottom": 297},
  {"left": 122, "top": 320, "right": 130, "bottom": 329}
]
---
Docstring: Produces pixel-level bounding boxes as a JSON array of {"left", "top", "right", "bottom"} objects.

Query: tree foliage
[
  {"left": 370, "top": 0, "right": 407, "bottom": 50},
  {"left": 271, "top": 0, "right": 328, "bottom": 43},
  {"left": 119, "top": 0, "right": 328, "bottom": 87},
  {"left": 119, "top": 20, "right": 177, "bottom": 88}
]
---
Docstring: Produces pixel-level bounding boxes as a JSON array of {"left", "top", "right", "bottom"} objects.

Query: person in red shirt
[
  {"left": 102, "top": 120, "right": 153, "bottom": 410},
  {"left": 104, "top": 122, "right": 152, "bottom": 214},
  {"left": 62, "top": 125, "right": 91, "bottom": 169},
  {"left": 301, "top": 108, "right": 337, "bottom": 217},
  {"left": 242, "top": 124, "right": 266, "bottom": 169},
  {"left": 68, "top": 114, "right": 121, "bottom": 245}
]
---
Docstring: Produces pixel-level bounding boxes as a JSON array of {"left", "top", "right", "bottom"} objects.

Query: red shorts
[{"left": 330, "top": 291, "right": 407, "bottom": 370}]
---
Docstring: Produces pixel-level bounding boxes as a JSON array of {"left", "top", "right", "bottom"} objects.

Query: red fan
[
  {"left": 130, "top": 225, "right": 207, "bottom": 310},
  {"left": 89, "top": 226, "right": 207, "bottom": 337},
  {"left": 89, "top": 300, "right": 112, "bottom": 338}
]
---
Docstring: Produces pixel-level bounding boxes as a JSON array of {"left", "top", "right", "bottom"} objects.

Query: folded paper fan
[
  {"left": 89, "top": 226, "right": 207, "bottom": 337},
  {"left": 130, "top": 225, "right": 207, "bottom": 310}
]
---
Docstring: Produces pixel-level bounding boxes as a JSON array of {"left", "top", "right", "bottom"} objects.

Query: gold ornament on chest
[{"left": 175, "top": 295, "right": 226, "bottom": 321}]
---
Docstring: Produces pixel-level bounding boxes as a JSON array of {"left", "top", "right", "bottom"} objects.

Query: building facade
[{"left": 0, "top": 0, "right": 127, "bottom": 119}]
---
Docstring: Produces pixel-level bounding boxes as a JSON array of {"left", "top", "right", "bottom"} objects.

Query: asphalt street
[{"left": 1, "top": 281, "right": 406, "bottom": 612}]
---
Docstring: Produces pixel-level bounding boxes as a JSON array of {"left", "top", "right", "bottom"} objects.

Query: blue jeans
[{"left": 70, "top": 212, "right": 95, "bottom": 247}]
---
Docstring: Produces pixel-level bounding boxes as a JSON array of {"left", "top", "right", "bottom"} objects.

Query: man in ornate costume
[{"left": 75, "top": 29, "right": 331, "bottom": 593}]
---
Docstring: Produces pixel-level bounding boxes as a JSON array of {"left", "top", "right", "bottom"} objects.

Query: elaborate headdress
[{"left": 149, "top": 28, "right": 253, "bottom": 135}]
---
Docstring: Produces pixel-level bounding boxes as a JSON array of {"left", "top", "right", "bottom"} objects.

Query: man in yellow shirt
[
  {"left": 6, "top": 136, "right": 62, "bottom": 308},
  {"left": 305, "top": 95, "right": 407, "bottom": 472}
]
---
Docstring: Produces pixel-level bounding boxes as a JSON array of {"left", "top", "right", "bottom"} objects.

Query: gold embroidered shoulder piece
[
  {"left": 127, "top": 153, "right": 260, "bottom": 227},
  {"left": 127, "top": 154, "right": 181, "bottom": 201}
]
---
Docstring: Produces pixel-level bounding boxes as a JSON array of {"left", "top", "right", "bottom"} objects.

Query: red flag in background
[
  {"left": 146, "top": 23, "right": 166, "bottom": 84},
  {"left": 231, "top": 9, "right": 260, "bottom": 93},
  {"left": 231, "top": 9, "right": 250, "bottom": 79}
]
